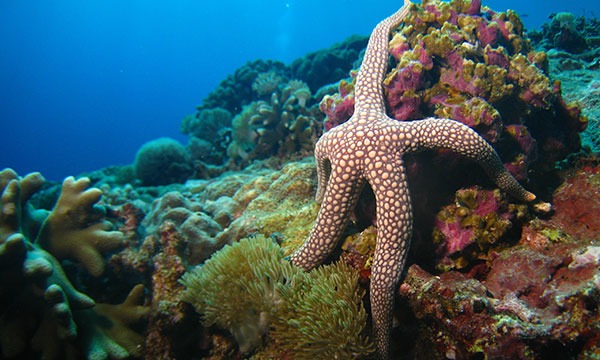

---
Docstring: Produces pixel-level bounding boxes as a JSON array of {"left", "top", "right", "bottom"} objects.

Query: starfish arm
[
  {"left": 367, "top": 161, "right": 413, "bottom": 360},
  {"left": 403, "top": 118, "right": 536, "bottom": 202},
  {"left": 290, "top": 173, "right": 365, "bottom": 271},
  {"left": 355, "top": 0, "right": 413, "bottom": 111}
]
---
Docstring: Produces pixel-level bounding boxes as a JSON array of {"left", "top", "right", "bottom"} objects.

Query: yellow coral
[{"left": 37, "top": 176, "right": 124, "bottom": 277}]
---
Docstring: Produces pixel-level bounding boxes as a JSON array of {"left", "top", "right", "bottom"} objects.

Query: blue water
[{"left": 1, "top": 0, "right": 598, "bottom": 181}]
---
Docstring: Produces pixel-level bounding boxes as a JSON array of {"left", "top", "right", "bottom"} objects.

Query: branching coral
[
  {"left": 180, "top": 235, "right": 373, "bottom": 358},
  {"left": 227, "top": 81, "right": 321, "bottom": 165},
  {"left": 0, "top": 169, "right": 147, "bottom": 359}
]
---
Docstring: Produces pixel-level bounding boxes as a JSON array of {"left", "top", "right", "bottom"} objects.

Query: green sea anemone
[{"left": 180, "top": 235, "right": 373, "bottom": 358}]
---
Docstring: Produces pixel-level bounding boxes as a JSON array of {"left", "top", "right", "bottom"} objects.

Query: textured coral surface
[
  {"left": 397, "top": 160, "right": 600, "bottom": 359},
  {"left": 3, "top": 0, "right": 599, "bottom": 358}
]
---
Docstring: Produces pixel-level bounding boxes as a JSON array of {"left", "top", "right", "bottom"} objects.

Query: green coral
[
  {"left": 37, "top": 176, "right": 125, "bottom": 277},
  {"left": 0, "top": 169, "right": 147, "bottom": 359},
  {"left": 180, "top": 235, "right": 373, "bottom": 358},
  {"left": 227, "top": 81, "right": 321, "bottom": 165},
  {"left": 76, "top": 284, "right": 150, "bottom": 359},
  {"left": 134, "top": 137, "right": 192, "bottom": 186},
  {"left": 180, "top": 107, "right": 232, "bottom": 140}
]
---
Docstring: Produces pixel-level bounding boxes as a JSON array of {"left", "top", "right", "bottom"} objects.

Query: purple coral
[
  {"left": 321, "top": 78, "right": 356, "bottom": 130},
  {"left": 435, "top": 218, "right": 475, "bottom": 256},
  {"left": 433, "top": 187, "right": 522, "bottom": 270},
  {"left": 439, "top": 51, "right": 489, "bottom": 98},
  {"left": 320, "top": 0, "right": 586, "bottom": 190}
]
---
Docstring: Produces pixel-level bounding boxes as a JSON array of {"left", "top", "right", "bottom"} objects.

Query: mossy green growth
[
  {"left": 180, "top": 235, "right": 373, "bottom": 358},
  {"left": 540, "top": 227, "right": 569, "bottom": 242}
]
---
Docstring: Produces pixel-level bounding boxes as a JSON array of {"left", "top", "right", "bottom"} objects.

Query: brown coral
[{"left": 37, "top": 176, "right": 124, "bottom": 277}]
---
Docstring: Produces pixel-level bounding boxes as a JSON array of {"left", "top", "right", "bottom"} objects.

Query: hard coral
[
  {"left": 227, "top": 82, "right": 321, "bottom": 165},
  {"left": 181, "top": 108, "right": 232, "bottom": 166},
  {"left": 397, "top": 158, "right": 600, "bottom": 359},
  {"left": 212, "top": 161, "right": 319, "bottom": 256},
  {"left": 144, "top": 221, "right": 191, "bottom": 359},
  {"left": 290, "top": 34, "right": 368, "bottom": 92},
  {"left": 432, "top": 187, "right": 529, "bottom": 270},
  {"left": 141, "top": 191, "right": 226, "bottom": 266},
  {"left": 320, "top": 0, "right": 587, "bottom": 181},
  {"left": 198, "top": 59, "right": 289, "bottom": 114},
  {"left": 134, "top": 137, "right": 192, "bottom": 186}
]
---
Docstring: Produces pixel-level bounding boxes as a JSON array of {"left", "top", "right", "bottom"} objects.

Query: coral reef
[
  {"left": 396, "top": 159, "right": 600, "bottom": 359},
  {"left": 226, "top": 81, "right": 322, "bottom": 165},
  {"left": 185, "top": 36, "right": 374, "bottom": 171},
  {"left": 320, "top": 0, "right": 588, "bottom": 183},
  {"left": 133, "top": 137, "right": 192, "bottom": 186},
  {"left": 75, "top": 285, "right": 150, "bottom": 359},
  {"left": 180, "top": 235, "right": 373, "bottom": 359},
  {"left": 202, "top": 160, "right": 319, "bottom": 255},
  {"left": 5, "top": 1, "right": 600, "bottom": 358},
  {"left": 0, "top": 168, "right": 148, "bottom": 359},
  {"left": 529, "top": 12, "right": 600, "bottom": 57},
  {"left": 197, "top": 59, "right": 289, "bottom": 114},
  {"left": 432, "top": 187, "right": 529, "bottom": 271},
  {"left": 141, "top": 190, "right": 227, "bottom": 265},
  {"left": 181, "top": 107, "right": 232, "bottom": 166},
  {"left": 143, "top": 221, "right": 191, "bottom": 359},
  {"left": 320, "top": 74, "right": 357, "bottom": 131},
  {"left": 290, "top": 35, "right": 369, "bottom": 93},
  {"left": 529, "top": 13, "right": 600, "bottom": 154}
]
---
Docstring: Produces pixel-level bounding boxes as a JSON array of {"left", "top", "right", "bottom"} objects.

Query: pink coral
[
  {"left": 433, "top": 187, "right": 526, "bottom": 270},
  {"left": 435, "top": 218, "right": 475, "bottom": 255},
  {"left": 320, "top": 0, "right": 586, "bottom": 185},
  {"left": 321, "top": 75, "right": 357, "bottom": 131}
]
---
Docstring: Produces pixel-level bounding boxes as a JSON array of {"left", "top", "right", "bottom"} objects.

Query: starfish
[{"left": 290, "top": 1, "right": 536, "bottom": 358}]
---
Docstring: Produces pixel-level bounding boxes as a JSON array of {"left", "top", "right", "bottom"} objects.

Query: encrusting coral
[
  {"left": 432, "top": 186, "right": 530, "bottom": 271},
  {"left": 321, "top": 0, "right": 588, "bottom": 182},
  {"left": 0, "top": 168, "right": 148, "bottom": 359},
  {"left": 180, "top": 235, "right": 373, "bottom": 359},
  {"left": 392, "top": 158, "right": 600, "bottom": 358}
]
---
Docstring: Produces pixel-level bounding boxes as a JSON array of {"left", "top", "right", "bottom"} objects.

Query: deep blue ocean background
[{"left": 1, "top": 0, "right": 598, "bottom": 181}]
